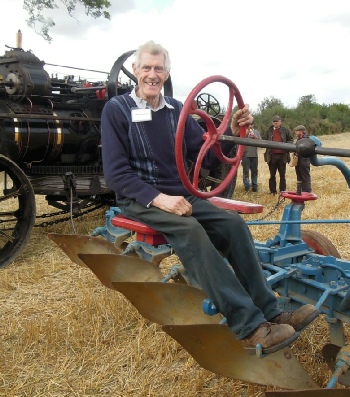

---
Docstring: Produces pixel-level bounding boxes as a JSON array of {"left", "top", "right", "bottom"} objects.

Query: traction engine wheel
[
  {"left": 301, "top": 229, "right": 341, "bottom": 258},
  {"left": 196, "top": 93, "right": 221, "bottom": 117},
  {"left": 0, "top": 155, "right": 36, "bottom": 268},
  {"left": 175, "top": 75, "right": 246, "bottom": 198}
]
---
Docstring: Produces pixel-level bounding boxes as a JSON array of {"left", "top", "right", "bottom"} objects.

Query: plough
[{"left": 49, "top": 76, "right": 350, "bottom": 395}]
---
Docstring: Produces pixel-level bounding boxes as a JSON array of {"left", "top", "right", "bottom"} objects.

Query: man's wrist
[
  {"left": 149, "top": 193, "right": 162, "bottom": 207},
  {"left": 232, "top": 127, "right": 240, "bottom": 136}
]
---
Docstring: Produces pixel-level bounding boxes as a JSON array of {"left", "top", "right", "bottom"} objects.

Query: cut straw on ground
[{"left": 1, "top": 133, "right": 350, "bottom": 396}]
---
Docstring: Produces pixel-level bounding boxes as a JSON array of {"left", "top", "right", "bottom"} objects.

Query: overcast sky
[{"left": 2, "top": 0, "right": 350, "bottom": 112}]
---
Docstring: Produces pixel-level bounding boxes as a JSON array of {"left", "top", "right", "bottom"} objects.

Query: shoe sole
[
  {"left": 243, "top": 331, "right": 299, "bottom": 355},
  {"left": 294, "top": 309, "right": 321, "bottom": 332}
]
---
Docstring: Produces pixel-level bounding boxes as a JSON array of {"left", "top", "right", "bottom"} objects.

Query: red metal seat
[
  {"left": 112, "top": 215, "right": 168, "bottom": 245},
  {"left": 111, "top": 197, "right": 264, "bottom": 246}
]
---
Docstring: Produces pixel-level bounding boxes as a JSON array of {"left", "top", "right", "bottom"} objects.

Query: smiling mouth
[{"left": 146, "top": 82, "right": 158, "bottom": 86}]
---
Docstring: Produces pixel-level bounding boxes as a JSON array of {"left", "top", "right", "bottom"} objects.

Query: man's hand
[
  {"left": 151, "top": 193, "right": 192, "bottom": 216},
  {"left": 231, "top": 105, "right": 253, "bottom": 136}
]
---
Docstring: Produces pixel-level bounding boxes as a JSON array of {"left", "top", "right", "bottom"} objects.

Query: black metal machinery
[
  {"left": 0, "top": 33, "right": 136, "bottom": 267},
  {"left": 0, "top": 47, "right": 109, "bottom": 200}
]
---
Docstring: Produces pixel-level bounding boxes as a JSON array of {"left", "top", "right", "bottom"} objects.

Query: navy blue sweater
[{"left": 101, "top": 93, "right": 234, "bottom": 207}]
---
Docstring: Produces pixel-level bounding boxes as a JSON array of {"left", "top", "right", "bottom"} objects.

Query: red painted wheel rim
[{"left": 175, "top": 75, "right": 246, "bottom": 198}]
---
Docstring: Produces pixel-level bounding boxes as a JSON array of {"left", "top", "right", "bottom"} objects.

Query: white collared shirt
[{"left": 130, "top": 86, "right": 174, "bottom": 111}]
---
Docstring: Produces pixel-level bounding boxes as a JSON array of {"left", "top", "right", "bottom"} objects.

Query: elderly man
[
  {"left": 101, "top": 41, "right": 319, "bottom": 354},
  {"left": 263, "top": 115, "right": 294, "bottom": 194}
]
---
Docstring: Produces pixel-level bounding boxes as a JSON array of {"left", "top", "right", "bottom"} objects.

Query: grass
[{"left": 1, "top": 133, "right": 350, "bottom": 396}]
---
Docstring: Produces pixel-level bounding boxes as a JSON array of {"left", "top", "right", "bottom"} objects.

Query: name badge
[{"left": 131, "top": 108, "right": 152, "bottom": 122}]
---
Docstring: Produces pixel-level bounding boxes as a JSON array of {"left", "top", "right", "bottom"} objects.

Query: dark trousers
[
  {"left": 242, "top": 156, "right": 258, "bottom": 191},
  {"left": 268, "top": 153, "right": 287, "bottom": 193},
  {"left": 295, "top": 158, "right": 311, "bottom": 192},
  {"left": 117, "top": 196, "right": 281, "bottom": 339}
]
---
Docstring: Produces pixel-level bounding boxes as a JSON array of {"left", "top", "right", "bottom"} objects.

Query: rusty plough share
[{"left": 49, "top": 76, "right": 350, "bottom": 395}]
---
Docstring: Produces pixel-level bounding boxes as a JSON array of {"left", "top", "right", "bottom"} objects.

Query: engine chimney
[{"left": 16, "top": 30, "right": 22, "bottom": 49}]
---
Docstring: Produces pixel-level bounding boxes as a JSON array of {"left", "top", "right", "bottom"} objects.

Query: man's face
[
  {"left": 273, "top": 120, "right": 281, "bottom": 128},
  {"left": 295, "top": 130, "right": 303, "bottom": 138},
  {"left": 132, "top": 52, "right": 169, "bottom": 101}
]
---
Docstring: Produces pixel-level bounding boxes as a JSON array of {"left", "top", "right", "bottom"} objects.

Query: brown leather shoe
[
  {"left": 271, "top": 304, "right": 320, "bottom": 332},
  {"left": 241, "top": 322, "right": 298, "bottom": 355}
]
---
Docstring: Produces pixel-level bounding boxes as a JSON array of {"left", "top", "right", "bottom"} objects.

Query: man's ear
[{"left": 132, "top": 62, "right": 137, "bottom": 74}]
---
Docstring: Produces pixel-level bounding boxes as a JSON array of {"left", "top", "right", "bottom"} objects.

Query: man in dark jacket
[
  {"left": 262, "top": 115, "right": 294, "bottom": 194},
  {"left": 293, "top": 125, "right": 312, "bottom": 192}
]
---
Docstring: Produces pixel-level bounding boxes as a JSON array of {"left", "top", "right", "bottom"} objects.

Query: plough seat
[
  {"left": 112, "top": 215, "right": 168, "bottom": 245},
  {"left": 111, "top": 197, "right": 263, "bottom": 246}
]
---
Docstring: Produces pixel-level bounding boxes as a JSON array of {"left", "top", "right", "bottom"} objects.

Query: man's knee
[
  {"left": 224, "top": 212, "right": 247, "bottom": 234},
  {"left": 174, "top": 216, "right": 205, "bottom": 238}
]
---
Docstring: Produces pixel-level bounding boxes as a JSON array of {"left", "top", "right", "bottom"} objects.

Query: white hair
[{"left": 134, "top": 41, "right": 171, "bottom": 73}]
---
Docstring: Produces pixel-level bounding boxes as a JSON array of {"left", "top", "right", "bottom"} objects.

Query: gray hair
[{"left": 134, "top": 41, "right": 171, "bottom": 73}]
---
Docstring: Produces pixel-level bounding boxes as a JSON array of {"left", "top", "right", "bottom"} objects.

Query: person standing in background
[
  {"left": 242, "top": 122, "right": 261, "bottom": 192},
  {"left": 262, "top": 115, "right": 294, "bottom": 195},
  {"left": 293, "top": 125, "right": 312, "bottom": 192}
]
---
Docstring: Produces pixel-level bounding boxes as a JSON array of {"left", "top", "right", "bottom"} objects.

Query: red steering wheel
[{"left": 175, "top": 75, "right": 246, "bottom": 198}]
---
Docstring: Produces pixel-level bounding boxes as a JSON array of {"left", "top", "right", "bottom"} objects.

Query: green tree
[
  {"left": 254, "top": 96, "right": 288, "bottom": 133},
  {"left": 294, "top": 95, "right": 322, "bottom": 132},
  {"left": 253, "top": 94, "right": 350, "bottom": 136},
  {"left": 24, "top": 0, "right": 111, "bottom": 43},
  {"left": 327, "top": 103, "right": 350, "bottom": 131},
  {"left": 297, "top": 94, "right": 317, "bottom": 108},
  {"left": 257, "top": 96, "right": 283, "bottom": 113}
]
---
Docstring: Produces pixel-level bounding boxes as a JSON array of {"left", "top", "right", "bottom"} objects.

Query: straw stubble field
[{"left": 1, "top": 133, "right": 350, "bottom": 396}]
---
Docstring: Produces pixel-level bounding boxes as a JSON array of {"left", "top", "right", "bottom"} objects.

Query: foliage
[
  {"left": 24, "top": 0, "right": 111, "bottom": 43},
  {"left": 297, "top": 95, "right": 317, "bottom": 108},
  {"left": 252, "top": 95, "right": 350, "bottom": 137},
  {"left": 257, "top": 96, "right": 283, "bottom": 113}
]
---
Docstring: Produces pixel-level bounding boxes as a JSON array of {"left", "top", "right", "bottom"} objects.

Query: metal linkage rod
[
  {"left": 220, "top": 136, "right": 350, "bottom": 158},
  {"left": 221, "top": 135, "right": 295, "bottom": 151}
]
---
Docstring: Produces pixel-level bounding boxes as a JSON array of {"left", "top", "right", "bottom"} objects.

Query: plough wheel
[
  {"left": 301, "top": 229, "right": 341, "bottom": 258},
  {"left": 175, "top": 75, "right": 246, "bottom": 198},
  {"left": 0, "top": 155, "right": 35, "bottom": 268}
]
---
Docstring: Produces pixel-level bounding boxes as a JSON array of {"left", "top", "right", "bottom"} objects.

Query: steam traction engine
[{"left": 0, "top": 37, "right": 131, "bottom": 267}]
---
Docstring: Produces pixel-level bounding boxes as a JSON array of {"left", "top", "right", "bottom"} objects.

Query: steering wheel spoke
[{"left": 192, "top": 138, "right": 216, "bottom": 188}]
